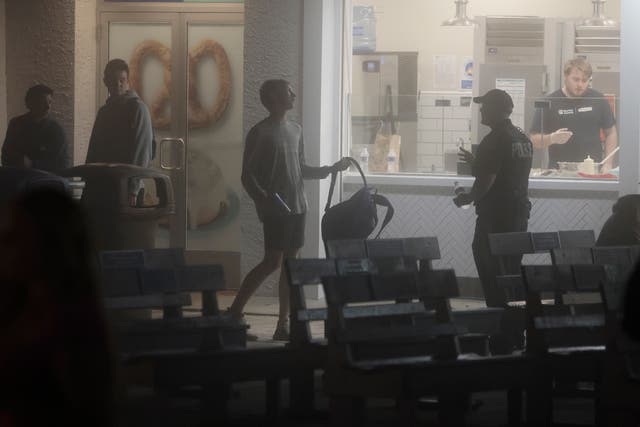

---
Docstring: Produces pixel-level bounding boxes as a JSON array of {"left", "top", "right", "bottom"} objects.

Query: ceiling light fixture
[
  {"left": 580, "top": 0, "right": 617, "bottom": 27},
  {"left": 442, "top": 0, "right": 476, "bottom": 27}
]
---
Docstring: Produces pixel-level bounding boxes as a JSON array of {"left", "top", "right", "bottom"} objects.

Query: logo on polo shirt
[
  {"left": 578, "top": 107, "right": 593, "bottom": 113},
  {"left": 558, "top": 109, "right": 574, "bottom": 115}
]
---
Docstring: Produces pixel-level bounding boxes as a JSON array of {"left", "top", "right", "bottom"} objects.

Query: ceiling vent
[
  {"left": 574, "top": 25, "right": 620, "bottom": 54},
  {"left": 485, "top": 16, "right": 545, "bottom": 48}
]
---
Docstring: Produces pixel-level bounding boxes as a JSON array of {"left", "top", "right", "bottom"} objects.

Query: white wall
[
  {"left": 74, "top": 0, "right": 98, "bottom": 165},
  {"left": 354, "top": 0, "right": 621, "bottom": 91},
  {"left": 0, "top": 0, "right": 6, "bottom": 140},
  {"left": 302, "top": 0, "right": 345, "bottom": 262}
]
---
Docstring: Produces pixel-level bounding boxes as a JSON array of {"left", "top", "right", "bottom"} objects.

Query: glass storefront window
[{"left": 345, "top": 0, "right": 621, "bottom": 181}]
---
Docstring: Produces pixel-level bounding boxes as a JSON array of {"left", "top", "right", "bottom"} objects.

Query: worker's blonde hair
[{"left": 564, "top": 57, "right": 592, "bottom": 78}]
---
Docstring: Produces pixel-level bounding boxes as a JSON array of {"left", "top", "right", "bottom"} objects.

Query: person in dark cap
[
  {"left": 454, "top": 89, "right": 533, "bottom": 307},
  {"left": 1, "top": 84, "right": 71, "bottom": 174}
]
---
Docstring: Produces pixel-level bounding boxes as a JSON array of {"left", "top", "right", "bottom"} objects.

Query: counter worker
[
  {"left": 455, "top": 89, "right": 533, "bottom": 308},
  {"left": 529, "top": 58, "right": 617, "bottom": 172}
]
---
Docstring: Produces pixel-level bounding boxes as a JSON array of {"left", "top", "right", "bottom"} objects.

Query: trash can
[{"left": 60, "top": 164, "right": 175, "bottom": 251}]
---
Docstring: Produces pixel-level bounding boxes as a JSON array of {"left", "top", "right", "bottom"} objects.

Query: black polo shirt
[
  {"left": 473, "top": 119, "right": 532, "bottom": 215},
  {"left": 530, "top": 88, "right": 615, "bottom": 167}
]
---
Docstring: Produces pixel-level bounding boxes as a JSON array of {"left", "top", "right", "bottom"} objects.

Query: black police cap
[{"left": 473, "top": 89, "right": 514, "bottom": 112}]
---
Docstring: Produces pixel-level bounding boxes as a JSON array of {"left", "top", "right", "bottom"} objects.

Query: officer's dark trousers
[{"left": 472, "top": 206, "right": 529, "bottom": 308}]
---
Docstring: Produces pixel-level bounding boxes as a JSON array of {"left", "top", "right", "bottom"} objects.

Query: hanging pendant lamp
[
  {"left": 580, "top": 0, "right": 617, "bottom": 27},
  {"left": 442, "top": 0, "right": 476, "bottom": 27}
]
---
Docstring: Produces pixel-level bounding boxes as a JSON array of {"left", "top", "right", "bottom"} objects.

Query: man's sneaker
[
  {"left": 222, "top": 309, "right": 257, "bottom": 341},
  {"left": 222, "top": 308, "right": 245, "bottom": 324},
  {"left": 272, "top": 325, "right": 289, "bottom": 341}
]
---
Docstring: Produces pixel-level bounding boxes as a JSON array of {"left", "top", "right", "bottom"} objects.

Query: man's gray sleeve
[
  {"left": 131, "top": 100, "right": 153, "bottom": 168},
  {"left": 129, "top": 100, "right": 153, "bottom": 196}
]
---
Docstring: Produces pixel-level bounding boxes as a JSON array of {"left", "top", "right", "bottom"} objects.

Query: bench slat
[
  {"left": 286, "top": 258, "right": 337, "bottom": 286},
  {"left": 534, "top": 314, "right": 605, "bottom": 330},
  {"left": 343, "top": 302, "right": 427, "bottom": 319},
  {"left": 105, "top": 293, "right": 191, "bottom": 310},
  {"left": 179, "top": 264, "right": 225, "bottom": 291},
  {"left": 338, "top": 322, "right": 459, "bottom": 344}
]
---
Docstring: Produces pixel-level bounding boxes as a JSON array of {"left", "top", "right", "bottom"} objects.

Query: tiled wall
[
  {"left": 417, "top": 91, "right": 473, "bottom": 173},
  {"left": 344, "top": 183, "right": 617, "bottom": 279}
]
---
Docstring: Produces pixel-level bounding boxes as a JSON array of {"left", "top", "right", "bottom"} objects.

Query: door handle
[{"left": 159, "top": 137, "right": 185, "bottom": 171}]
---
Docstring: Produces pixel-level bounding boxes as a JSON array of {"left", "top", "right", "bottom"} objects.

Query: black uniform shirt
[
  {"left": 530, "top": 88, "right": 615, "bottom": 167},
  {"left": 473, "top": 119, "right": 533, "bottom": 214}
]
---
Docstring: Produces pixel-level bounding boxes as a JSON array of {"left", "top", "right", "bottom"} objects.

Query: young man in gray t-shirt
[{"left": 227, "top": 79, "right": 348, "bottom": 340}]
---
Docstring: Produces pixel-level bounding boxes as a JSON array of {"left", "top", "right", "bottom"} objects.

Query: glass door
[
  {"left": 99, "top": 11, "right": 244, "bottom": 258},
  {"left": 100, "top": 12, "right": 187, "bottom": 248},
  {"left": 183, "top": 14, "right": 243, "bottom": 254}
]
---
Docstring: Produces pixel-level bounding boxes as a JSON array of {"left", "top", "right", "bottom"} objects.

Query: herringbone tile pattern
[
  {"left": 345, "top": 188, "right": 616, "bottom": 276},
  {"left": 240, "top": 186, "right": 615, "bottom": 285}
]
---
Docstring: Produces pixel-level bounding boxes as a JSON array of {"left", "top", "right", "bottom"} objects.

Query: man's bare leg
[{"left": 228, "top": 249, "right": 284, "bottom": 319}]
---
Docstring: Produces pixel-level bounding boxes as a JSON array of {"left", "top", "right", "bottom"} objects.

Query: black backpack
[{"left": 321, "top": 157, "right": 394, "bottom": 245}]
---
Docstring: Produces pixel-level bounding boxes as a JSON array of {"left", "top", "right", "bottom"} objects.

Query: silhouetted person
[
  {"left": 86, "top": 58, "right": 153, "bottom": 205},
  {"left": 0, "top": 188, "right": 115, "bottom": 426},
  {"left": 1, "top": 84, "right": 71, "bottom": 173},
  {"left": 596, "top": 194, "right": 640, "bottom": 247},
  {"left": 601, "top": 252, "right": 640, "bottom": 426},
  {"left": 455, "top": 89, "right": 533, "bottom": 308},
  {"left": 227, "top": 79, "right": 349, "bottom": 340}
]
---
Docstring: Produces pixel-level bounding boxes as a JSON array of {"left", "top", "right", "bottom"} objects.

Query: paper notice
[
  {"left": 434, "top": 55, "right": 457, "bottom": 90},
  {"left": 495, "top": 78, "right": 526, "bottom": 129}
]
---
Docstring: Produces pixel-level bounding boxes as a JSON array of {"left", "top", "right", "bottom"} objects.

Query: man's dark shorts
[{"left": 263, "top": 214, "right": 306, "bottom": 251}]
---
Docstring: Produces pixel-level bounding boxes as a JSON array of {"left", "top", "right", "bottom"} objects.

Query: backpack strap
[
  {"left": 324, "top": 157, "right": 366, "bottom": 213},
  {"left": 372, "top": 194, "right": 394, "bottom": 239},
  {"left": 325, "top": 170, "right": 338, "bottom": 213}
]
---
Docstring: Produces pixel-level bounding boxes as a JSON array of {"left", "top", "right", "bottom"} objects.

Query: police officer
[{"left": 455, "top": 89, "right": 533, "bottom": 307}]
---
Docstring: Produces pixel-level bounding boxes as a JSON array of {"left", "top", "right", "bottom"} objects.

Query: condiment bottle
[{"left": 581, "top": 155, "right": 595, "bottom": 175}]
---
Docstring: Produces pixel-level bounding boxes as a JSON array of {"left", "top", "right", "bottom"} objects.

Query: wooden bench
[
  {"left": 286, "top": 237, "right": 456, "bottom": 415},
  {"left": 521, "top": 263, "right": 612, "bottom": 425},
  {"left": 558, "top": 229, "right": 596, "bottom": 249},
  {"left": 489, "top": 231, "right": 561, "bottom": 303},
  {"left": 101, "top": 248, "right": 298, "bottom": 424},
  {"left": 286, "top": 237, "right": 502, "bottom": 417},
  {"left": 285, "top": 257, "right": 337, "bottom": 415},
  {"left": 322, "top": 257, "right": 545, "bottom": 426},
  {"left": 327, "top": 237, "right": 502, "bottom": 350},
  {"left": 100, "top": 248, "right": 246, "bottom": 354}
]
